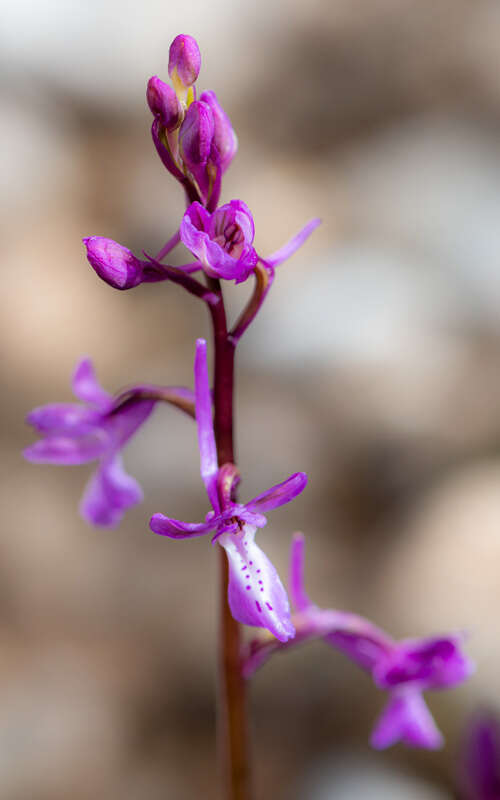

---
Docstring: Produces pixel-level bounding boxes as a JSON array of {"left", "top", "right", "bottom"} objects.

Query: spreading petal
[
  {"left": 72, "top": 359, "right": 112, "bottom": 412},
  {"left": 373, "top": 634, "right": 474, "bottom": 691},
  {"left": 23, "top": 431, "right": 110, "bottom": 464},
  {"left": 79, "top": 454, "right": 143, "bottom": 527},
  {"left": 371, "top": 690, "right": 443, "bottom": 750},
  {"left": 265, "top": 218, "right": 321, "bottom": 268},
  {"left": 194, "top": 339, "right": 219, "bottom": 512},
  {"left": 26, "top": 403, "right": 99, "bottom": 436},
  {"left": 106, "top": 399, "right": 155, "bottom": 449},
  {"left": 150, "top": 513, "right": 215, "bottom": 539},
  {"left": 246, "top": 472, "right": 307, "bottom": 514},
  {"left": 219, "top": 524, "right": 295, "bottom": 642}
]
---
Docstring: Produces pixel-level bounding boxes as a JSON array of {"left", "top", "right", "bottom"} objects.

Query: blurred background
[{"left": 2, "top": 0, "right": 500, "bottom": 797}]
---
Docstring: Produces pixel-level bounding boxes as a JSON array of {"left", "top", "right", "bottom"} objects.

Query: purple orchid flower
[
  {"left": 244, "top": 533, "right": 473, "bottom": 749},
  {"left": 23, "top": 359, "right": 178, "bottom": 527},
  {"left": 150, "top": 339, "right": 307, "bottom": 642},
  {"left": 461, "top": 712, "right": 500, "bottom": 800},
  {"left": 180, "top": 200, "right": 321, "bottom": 283}
]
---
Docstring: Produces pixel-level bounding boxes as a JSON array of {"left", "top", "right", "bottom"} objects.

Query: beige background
[{"left": 2, "top": 1, "right": 500, "bottom": 797}]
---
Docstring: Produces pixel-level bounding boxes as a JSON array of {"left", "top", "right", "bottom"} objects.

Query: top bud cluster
[
  {"left": 147, "top": 34, "right": 236, "bottom": 211},
  {"left": 83, "top": 33, "right": 319, "bottom": 289}
]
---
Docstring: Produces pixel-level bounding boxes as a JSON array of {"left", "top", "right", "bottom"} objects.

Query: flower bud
[
  {"left": 83, "top": 237, "right": 143, "bottom": 290},
  {"left": 200, "top": 91, "right": 237, "bottom": 172},
  {"left": 179, "top": 100, "right": 214, "bottom": 169},
  {"left": 147, "top": 76, "right": 183, "bottom": 131},
  {"left": 168, "top": 34, "right": 201, "bottom": 89}
]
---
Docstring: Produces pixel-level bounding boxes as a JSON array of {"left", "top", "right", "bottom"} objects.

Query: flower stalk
[{"left": 209, "top": 279, "right": 250, "bottom": 799}]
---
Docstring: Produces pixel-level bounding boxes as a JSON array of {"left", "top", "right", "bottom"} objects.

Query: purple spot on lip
[
  {"left": 255, "top": 601, "right": 262, "bottom": 613},
  {"left": 249, "top": 561, "right": 253, "bottom": 565},
  {"left": 260, "top": 588, "right": 264, "bottom": 592},
  {"left": 258, "top": 580, "right": 263, "bottom": 585},
  {"left": 265, "top": 602, "right": 273, "bottom": 611},
  {"left": 256, "top": 569, "right": 261, "bottom": 574},
  {"left": 246, "top": 585, "right": 251, "bottom": 590},
  {"left": 241, "top": 565, "right": 247, "bottom": 571}
]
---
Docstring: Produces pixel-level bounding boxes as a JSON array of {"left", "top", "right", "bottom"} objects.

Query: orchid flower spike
[
  {"left": 180, "top": 200, "right": 321, "bottom": 283},
  {"left": 150, "top": 339, "right": 307, "bottom": 642},
  {"left": 244, "top": 533, "right": 473, "bottom": 749},
  {"left": 24, "top": 359, "right": 155, "bottom": 527}
]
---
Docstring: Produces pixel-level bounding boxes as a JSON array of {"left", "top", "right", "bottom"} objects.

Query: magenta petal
[
  {"left": 23, "top": 431, "right": 109, "bottom": 464},
  {"left": 150, "top": 513, "right": 215, "bottom": 539},
  {"left": 371, "top": 690, "right": 443, "bottom": 750},
  {"left": 246, "top": 472, "right": 307, "bottom": 514},
  {"left": 180, "top": 204, "right": 210, "bottom": 263},
  {"left": 265, "top": 218, "right": 321, "bottom": 268},
  {"left": 80, "top": 454, "right": 143, "bottom": 527},
  {"left": 194, "top": 339, "right": 219, "bottom": 512},
  {"left": 199, "top": 90, "right": 237, "bottom": 172},
  {"left": 373, "top": 634, "right": 474, "bottom": 691},
  {"left": 219, "top": 525, "right": 295, "bottom": 642},
  {"left": 72, "top": 359, "right": 112, "bottom": 411},
  {"left": 107, "top": 399, "right": 155, "bottom": 449},
  {"left": 26, "top": 403, "right": 98, "bottom": 436}
]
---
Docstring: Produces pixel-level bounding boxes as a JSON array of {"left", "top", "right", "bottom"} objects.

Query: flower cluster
[
  {"left": 24, "top": 359, "right": 194, "bottom": 527},
  {"left": 243, "top": 534, "right": 473, "bottom": 749},
  {"left": 23, "top": 30, "right": 472, "bottom": 758},
  {"left": 151, "top": 339, "right": 306, "bottom": 642}
]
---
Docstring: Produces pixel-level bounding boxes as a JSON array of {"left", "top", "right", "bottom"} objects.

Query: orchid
[
  {"left": 25, "top": 29, "right": 474, "bottom": 798},
  {"left": 180, "top": 200, "right": 320, "bottom": 283},
  {"left": 24, "top": 358, "right": 194, "bottom": 527},
  {"left": 84, "top": 203, "right": 320, "bottom": 290},
  {"left": 150, "top": 339, "right": 306, "bottom": 642},
  {"left": 244, "top": 533, "right": 473, "bottom": 749}
]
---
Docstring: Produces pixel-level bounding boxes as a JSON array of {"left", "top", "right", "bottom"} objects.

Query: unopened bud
[
  {"left": 168, "top": 34, "right": 201, "bottom": 89},
  {"left": 200, "top": 90, "right": 237, "bottom": 172},
  {"left": 179, "top": 100, "right": 214, "bottom": 168},
  {"left": 147, "top": 76, "right": 183, "bottom": 131},
  {"left": 83, "top": 237, "right": 143, "bottom": 290}
]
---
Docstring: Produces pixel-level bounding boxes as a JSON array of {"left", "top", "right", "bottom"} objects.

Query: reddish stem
[{"left": 209, "top": 279, "right": 251, "bottom": 800}]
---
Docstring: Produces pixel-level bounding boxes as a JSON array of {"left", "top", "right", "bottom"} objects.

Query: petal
[
  {"left": 246, "top": 472, "right": 307, "bottom": 514},
  {"left": 325, "top": 625, "right": 394, "bottom": 673},
  {"left": 150, "top": 513, "right": 215, "bottom": 539},
  {"left": 199, "top": 91, "right": 238, "bottom": 173},
  {"left": 26, "top": 403, "right": 99, "bottom": 436},
  {"left": 219, "top": 524, "right": 295, "bottom": 642},
  {"left": 106, "top": 399, "right": 155, "bottom": 449},
  {"left": 370, "top": 690, "right": 443, "bottom": 750},
  {"left": 265, "top": 218, "right": 321, "bottom": 268},
  {"left": 79, "top": 454, "right": 143, "bottom": 527},
  {"left": 23, "top": 431, "right": 110, "bottom": 464},
  {"left": 194, "top": 339, "right": 219, "bottom": 512},
  {"left": 288, "top": 532, "right": 312, "bottom": 612},
  {"left": 231, "top": 200, "right": 255, "bottom": 244},
  {"left": 373, "top": 634, "right": 474, "bottom": 691},
  {"left": 72, "top": 358, "right": 112, "bottom": 411}
]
